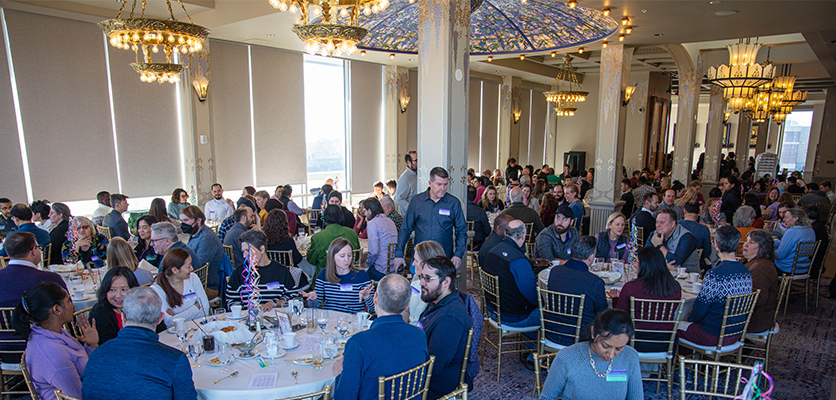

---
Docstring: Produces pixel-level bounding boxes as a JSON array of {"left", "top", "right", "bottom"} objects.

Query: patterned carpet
[{"left": 465, "top": 276, "right": 836, "bottom": 399}]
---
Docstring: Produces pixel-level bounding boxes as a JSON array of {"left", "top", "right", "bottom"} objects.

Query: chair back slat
[
  {"left": 96, "top": 225, "right": 112, "bottom": 241},
  {"left": 20, "top": 351, "right": 39, "bottom": 400},
  {"left": 790, "top": 241, "right": 820, "bottom": 275},
  {"left": 223, "top": 245, "right": 235, "bottom": 266},
  {"left": 629, "top": 298, "right": 684, "bottom": 355},
  {"left": 41, "top": 243, "right": 52, "bottom": 267},
  {"left": 438, "top": 385, "right": 467, "bottom": 400},
  {"left": 378, "top": 357, "right": 435, "bottom": 400},
  {"left": 54, "top": 389, "right": 83, "bottom": 400},
  {"left": 386, "top": 243, "right": 398, "bottom": 274},
  {"left": 715, "top": 290, "right": 760, "bottom": 352},
  {"left": 636, "top": 226, "right": 644, "bottom": 246},
  {"left": 277, "top": 386, "right": 332, "bottom": 400},
  {"left": 458, "top": 328, "right": 473, "bottom": 389},
  {"left": 1, "top": 256, "right": 9, "bottom": 269},
  {"left": 537, "top": 287, "right": 585, "bottom": 348},
  {"left": 352, "top": 248, "right": 363, "bottom": 270},
  {"left": 266, "top": 250, "right": 295, "bottom": 267},
  {"left": 193, "top": 262, "right": 209, "bottom": 287},
  {"left": 524, "top": 223, "right": 534, "bottom": 243},
  {"left": 773, "top": 276, "right": 791, "bottom": 323},
  {"left": 678, "top": 357, "right": 758, "bottom": 399},
  {"left": 0, "top": 307, "right": 26, "bottom": 362},
  {"left": 479, "top": 271, "right": 500, "bottom": 324},
  {"left": 533, "top": 352, "right": 558, "bottom": 398}
]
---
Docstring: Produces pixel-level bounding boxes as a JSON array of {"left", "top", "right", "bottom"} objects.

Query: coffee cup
[
  {"left": 356, "top": 312, "right": 370, "bottom": 329},
  {"left": 173, "top": 317, "right": 185, "bottom": 332},
  {"left": 231, "top": 305, "right": 243, "bottom": 318},
  {"left": 677, "top": 267, "right": 686, "bottom": 276},
  {"left": 689, "top": 273, "right": 700, "bottom": 283},
  {"left": 692, "top": 282, "right": 703, "bottom": 293},
  {"left": 73, "top": 289, "right": 84, "bottom": 300},
  {"left": 282, "top": 332, "right": 296, "bottom": 348}
]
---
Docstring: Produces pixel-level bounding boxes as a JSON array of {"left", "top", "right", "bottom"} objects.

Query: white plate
[
  {"left": 206, "top": 357, "right": 234, "bottom": 367},
  {"left": 263, "top": 349, "right": 287, "bottom": 359},
  {"left": 292, "top": 358, "right": 314, "bottom": 366},
  {"left": 282, "top": 341, "right": 300, "bottom": 350}
]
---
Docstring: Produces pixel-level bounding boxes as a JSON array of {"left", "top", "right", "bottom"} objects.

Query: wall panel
[
  {"left": 350, "top": 61, "right": 384, "bottom": 192},
  {"left": 480, "top": 82, "right": 499, "bottom": 171},
  {"left": 0, "top": 12, "right": 26, "bottom": 202}
]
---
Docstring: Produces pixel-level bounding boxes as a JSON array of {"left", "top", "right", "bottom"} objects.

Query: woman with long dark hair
[
  {"left": 301, "top": 237, "right": 375, "bottom": 314},
  {"left": 540, "top": 309, "right": 642, "bottom": 399},
  {"left": 133, "top": 215, "right": 158, "bottom": 264},
  {"left": 13, "top": 282, "right": 98, "bottom": 400},
  {"left": 610, "top": 246, "right": 682, "bottom": 352},
  {"left": 743, "top": 193, "right": 764, "bottom": 228},
  {"left": 539, "top": 193, "right": 560, "bottom": 227},
  {"left": 150, "top": 247, "right": 209, "bottom": 328},
  {"left": 361, "top": 197, "right": 399, "bottom": 281},
  {"left": 264, "top": 209, "right": 303, "bottom": 266},
  {"left": 88, "top": 267, "right": 153, "bottom": 345}
]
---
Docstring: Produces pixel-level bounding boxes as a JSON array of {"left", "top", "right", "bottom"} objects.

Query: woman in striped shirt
[{"left": 302, "top": 237, "right": 375, "bottom": 314}]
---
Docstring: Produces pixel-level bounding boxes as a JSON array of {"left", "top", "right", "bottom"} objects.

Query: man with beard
[
  {"left": 396, "top": 151, "right": 419, "bottom": 216},
  {"left": 534, "top": 206, "right": 577, "bottom": 261},
  {"left": 551, "top": 184, "right": 567, "bottom": 207},
  {"left": 180, "top": 205, "right": 225, "bottom": 298},
  {"left": 620, "top": 179, "right": 634, "bottom": 215},
  {"left": 223, "top": 206, "right": 254, "bottom": 268},
  {"left": 418, "top": 256, "right": 473, "bottom": 399},
  {"left": 204, "top": 183, "right": 234, "bottom": 221},
  {"left": 632, "top": 192, "right": 659, "bottom": 245}
]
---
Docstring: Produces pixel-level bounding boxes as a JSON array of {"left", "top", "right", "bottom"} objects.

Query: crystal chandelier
[
  {"left": 544, "top": 55, "right": 587, "bottom": 116},
  {"left": 707, "top": 40, "right": 773, "bottom": 100},
  {"left": 270, "top": 0, "right": 391, "bottom": 57},
  {"left": 99, "top": 0, "right": 210, "bottom": 84}
]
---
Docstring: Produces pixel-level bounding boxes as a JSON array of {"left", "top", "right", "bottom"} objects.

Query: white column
[
  {"left": 384, "top": 66, "right": 409, "bottom": 182},
  {"left": 701, "top": 86, "right": 726, "bottom": 188},
  {"left": 499, "top": 76, "right": 522, "bottom": 164},
  {"left": 665, "top": 44, "right": 702, "bottom": 183}
]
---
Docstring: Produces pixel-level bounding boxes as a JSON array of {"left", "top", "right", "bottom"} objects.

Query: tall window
[
  {"left": 303, "top": 55, "right": 348, "bottom": 192},
  {"left": 779, "top": 110, "right": 813, "bottom": 172}
]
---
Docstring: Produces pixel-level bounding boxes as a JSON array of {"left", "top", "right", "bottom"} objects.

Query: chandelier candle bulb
[
  {"left": 625, "top": 26, "right": 632, "bottom": 34},
  {"left": 621, "top": 16, "right": 629, "bottom": 25},
  {"left": 602, "top": 41, "right": 608, "bottom": 48},
  {"left": 618, "top": 34, "right": 625, "bottom": 41},
  {"left": 602, "top": 7, "right": 610, "bottom": 15}
]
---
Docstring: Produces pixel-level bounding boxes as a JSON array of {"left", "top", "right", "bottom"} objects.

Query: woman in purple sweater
[{"left": 13, "top": 282, "right": 99, "bottom": 400}]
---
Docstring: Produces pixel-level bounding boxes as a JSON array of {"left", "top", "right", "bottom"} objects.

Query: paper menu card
[{"left": 247, "top": 373, "right": 277, "bottom": 389}]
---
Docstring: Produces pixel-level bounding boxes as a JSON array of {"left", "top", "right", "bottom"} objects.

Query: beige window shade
[
  {"left": 349, "top": 61, "right": 384, "bottom": 192},
  {"left": 209, "top": 40, "right": 254, "bottom": 189},
  {"left": 480, "top": 81, "right": 499, "bottom": 171},
  {"left": 467, "top": 79, "right": 482, "bottom": 172},
  {"left": 250, "top": 46, "right": 307, "bottom": 187},
  {"left": 107, "top": 43, "right": 181, "bottom": 198},
  {"left": 517, "top": 88, "right": 532, "bottom": 166},
  {"left": 529, "top": 90, "right": 548, "bottom": 168},
  {"left": 0, "top": 15, "right": 27, "bottom": 202},
  {"left": 4, "top": 10, "right": 117, "bottom": 202}
]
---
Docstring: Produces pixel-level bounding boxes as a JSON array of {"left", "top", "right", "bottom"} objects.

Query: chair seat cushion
[
  {"left": 789, "top": 274, "right": 809, "bottom": 280},
  {"left": 1, "top": 362, "right": 21, "bottom": 371},
  {"left": 636, "top": 351, "right": 670, "bottom": 361},
  {"left": 746, "top": 323, "right": 779, "bottom": 338},
  {"left": 488, "top": 318, "right": 539, "bottom": 333},
  {"left": 541, "top": 339, "right": 567, "bottom": 351},
  {"left": 679, "top": 338, "right": 743, "bottom": 354}
]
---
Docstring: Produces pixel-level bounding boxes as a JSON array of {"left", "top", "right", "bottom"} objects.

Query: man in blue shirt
[
  {"left": 395, "top": 167, "right": 468, "bottom": 270},
  {"left": 482, "top": 220, "right": 539, "bottom": 328},
  {"left": 650, "top": 209, "right": 699, "bottom": 272},
  {"left": 0, "top": 204, "right": 50, "bottom": 257},
  {"left": 103, "top": 193, "right": 130, "bottom": 240},
  {"left": 679, "top": 202, "right": 714, "bottom": 271},
  {"left": 83, "top": 287, "right": 197, "bottom": 400},
  {"left": 333, "top": 274, "right": 428, "bottom": 399}
]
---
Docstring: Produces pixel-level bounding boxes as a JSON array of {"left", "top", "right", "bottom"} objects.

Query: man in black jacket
[
  {"left": 631, "top": 192, "right": 659, "bottom": 245},
  {"left": 466, "top": 186, "right": 491, "bottom": 250},
  {"left": 719, "top": 175, "right": 742, "bottom": 222}
]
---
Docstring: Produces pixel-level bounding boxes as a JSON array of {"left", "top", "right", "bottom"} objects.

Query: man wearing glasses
[
  {"left": 418, "top": 256, "right": 473, "bottom": 399},
  {"left": 147, "top": 221, "right": 201, "bottom": 271}
]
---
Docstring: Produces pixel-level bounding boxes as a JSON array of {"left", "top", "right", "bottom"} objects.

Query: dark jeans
[{"left": 367, "top": 267, "right": 386, "bottom": 281}]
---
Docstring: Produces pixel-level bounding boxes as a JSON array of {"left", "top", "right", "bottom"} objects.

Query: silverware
[
  {"left": 212, "top": 371, "right": 239, "bottom": 385},
  {"left": 292, "top": 371, "right": 298, "bottom": 384}
]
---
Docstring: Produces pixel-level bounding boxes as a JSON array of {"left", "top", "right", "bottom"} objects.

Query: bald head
[
  {"left": 493, "top": 214, "right": 514, "bottom": 236},
  {"left": 509, "top": 187, "right": 523, "bottom": 202},
  {"left": 505, "top": 219, "right": 527, "bottom": 246},
  {"left": 375, "top": 274, "right": 412, "bottom": 315}
]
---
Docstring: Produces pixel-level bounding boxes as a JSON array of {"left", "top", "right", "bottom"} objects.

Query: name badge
[
  {"left": 340, "top": 283, "right": 353, "bottom": 292},
  {"left": 606, "top": 370, "right": 628, "bottom": 382},
  {"left": 566, "top": 248, "right": 572, "bottom": 254},
  {"left": 183, "top": 292, "right": 197, "bottom": 300},
  {"left": 266, "top": 282, "right": 283, "bottom": 290},
  {"left": 616, "top": 243, "right": 627, "bottom": 249},
  {"left": 412, "top": 286, "right": 420, "bottom": 294},
  {"left": 438, "top": 208, "right": 451, "bottom": 216}
]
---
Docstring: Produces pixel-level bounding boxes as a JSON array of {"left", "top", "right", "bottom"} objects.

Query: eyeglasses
[
  {"left": 417, "top": 274, "right": 442, "bottom": 283},
  {"left": 149, "top": 238, "right": 166, "bottom": 244}
]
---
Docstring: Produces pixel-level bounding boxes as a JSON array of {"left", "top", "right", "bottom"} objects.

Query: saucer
[{"left": 282, "top": 341, "right": 300, "bottom": 350}]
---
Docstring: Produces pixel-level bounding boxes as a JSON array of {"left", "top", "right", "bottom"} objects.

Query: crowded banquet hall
[{"left": 1, "top": 0, "right": 836, "bottom": 398}]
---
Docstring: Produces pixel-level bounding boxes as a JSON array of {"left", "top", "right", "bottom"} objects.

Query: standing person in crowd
[
  {"left": 226, "top": 230, "right": 307, "bottom": 310},
  {"left": 204, "top": 183, "right": 234, "bottom": 221},
  {"left": 480, "top": 185, "right": 505, "bottom": 213},
  {"left": 150, "top": 247, "right": 210, "bottom": 328},
  {"left": 620, "top": 179, "right": 635, "bottom": 216},
  {"left": 332, "top": 274, "right": 427, "bottom": 400},
  {"left": 31, "top": 200, "right": 52, "bottom": 232},
  {"left": 223, "top": 206, "right": 254, "bottom": 268},
  {"left": 48, "top": 202, "right": 71, "bottom": 264},
  {"left": 506, "top": 158, "right": 523, "bottom": 186},
  {"left": 180, "top": 206, "right": 225, "bottom": 298},
  {"left": 632, "top": 192, "right": 659, "bottom": 245},
  {"left": 395, "top": 167, "right": 468, "bottom": 273},
  {"left": 167, "top": 188, "right": 190, "bottom": 220},
  {"left": 133, "top": 215, "right": 158, "bottom": 264},
  {"left": 92, "top": 191, "right": 111, "bottom": 226},
  {"left": 362, "top": 197, "right": 399, "bottom": 280},
  {"left": 263, "top": 209, "right": 304, "bottom": 266},
  {"left": 326, "top": 191, "right": 356, "bottom": 228},
  {"left": 0, "top": 204, "right": 50, "bottom": 258},
  {"left": 0, "top": 232, "right": 67, "bottom": 365},
  {"left": 650, "top": 209, "right": 699, "bottom": 273},
  {"left": 535, "top": 206, "right": 577, "bottom": 261},
  {"left": 546, "top": 236, "right": 608, "bottom": 345},
  {"left": 14, "top": 282, "right": 99, "bottom": 400},
  {"left": 82, "top": 287, "right": 198, "bottom": 400},
  {"left": 720, "top": 176, "right": 742, "bottom": 222},
  {"left": 594, "top": 212, "right": 630, "bottom": 262},
  {"left": 742, "top": 230, "right": 780, "bottom": 334},
  {"left": 278, "top": 185, "right": 305, "bottom": 216},
  {"left": 655, "top": 189, "right": 683, "bottom": 220},
  {"left": 499, "top": 186, "right": 545, "bottom": 236},
  {"left": 102, "top": 194, "right": 130, "bottom": 241},
  {"left": 774, "top": 208, "right": 816, "bottom": 274},
  {"left": 302, "top": 238, "right": 375, "bottom": 314},
  {"left": 539, "top": 193, "right": 559, "bottom": 227},
  {"left": 147, "top": 222, "right": 200, "bottom": 270},
  {"left": 63, "top": 216, "right": 108, "bottom": 268},
  {"left": 539, "top": 310, "right": 643, "bottom": 400},
  {"left": 306, "top": 205, "right": 360, "bottom": 283},
  {"left": 106, "top": 237, "right": 153, "bottom": 286},
  {"left": 610, "top": 247, "right": 681, "bottom": 352},
  {"left": 418, "top": 256, "right": 473, "bottom": 399},
  {"left": 396, "top": 151, "right": 419, "bottom": 217},
  {"left": 678, "top": 226, "right": 752, "bottom": 346},
  {"left": 479, "top": 214, "right": 514, "bottom": 265},
  {"left": 483, "top": 220, "right": 539, "bottom": 332},
  {"left": 680, "top": 203, "right": 714, "bottom": 271},
  {"left": 564, "top": 184, "right": 584, "bottom": 231},
  {"left": 466, "top": 186, "right": 491, "bottom": 251},
  {"left": 88, "top": 267, "right": 160, "bottom": 345}
]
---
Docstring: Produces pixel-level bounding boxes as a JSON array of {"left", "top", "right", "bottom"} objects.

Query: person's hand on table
[
  {"left": 75, "top": 237, "right": 92, "bottom": 252},
  {"left": 301, "top": 291, "right": 317, "bottom": 301},
  {"left": 650, "top": 233, "right": 664, "bottom": 247},
  {"left": 606, "top": 288, "right": 620, "bottom": 299},
  {"left": 76, "top": 314, "right": 99, "bottom": 348},
  {"left": 261, "top": 300, "right": 284, "bottom": 312},
  {"left": 666, "top": 260, "right": 676, "bottom": 269},
  {"left": 331, "top": 356, "right": 344, "bottom": 376},
  {"left": 359, "top": 285, "right": 373, "bottom": 302}
]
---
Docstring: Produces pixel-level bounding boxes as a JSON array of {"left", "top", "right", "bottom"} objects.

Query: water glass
[
  {"left": 187, "top": 339, "right": 203, "bottom": 368},
  {"left": 213, "top": 308, "right": 226, "bottom": 322},
  {"left": 305, "top": 309, "right": 317, "bottom": 334},
  {"left": 311, "top": 345, "right": 324, "bottom": 370},
  {"left": 336, "top": 318, "right": 350, "bottom": 337},
  {"left": 264, "top": 333, "right": 280, "bottom": 362},
  {"left": 217, "top": 344, "right": 233, "bottom": 373},
  {"left": 322, "top": 336, "right": 339, "bottom": 364},
  {"left": 316, "top": 309, "right": 329, "bottom": 334}
]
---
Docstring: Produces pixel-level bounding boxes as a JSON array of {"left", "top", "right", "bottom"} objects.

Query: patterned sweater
[{"left": 688, "top": 260, "right": 753, "bottom": 337}]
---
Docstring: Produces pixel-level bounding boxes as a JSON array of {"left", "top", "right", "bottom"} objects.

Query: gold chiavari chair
[
  {"left": 536, "top": 288, "right": 585, "bottom": 357},
  {"left": 816, "top": 235, "right": 834, "bottom": 309},
  {"left": 95, "top": 225, "right": 112, "bottom": 241},
  {"left": 352, "top": 248, "right": 363, "bottom": 270},
  {"left": 808, "top": 202, "right": 833, "bottom": 225},
  {"left": 384, "top": 242, "right": 398, "bottom": 274},
  {"left": 305, "top": 209, "right": 323, "bottom": 230},
  {"left": 524, "top": 222, "right": 534, "bottom": 244},
  {"left": 438, "top": 385, "right": 467, "bottom": 400},
  {"left": 53, "top": 389, "right": 82, "bottom": 400},
  {"left": 458, "top": 329, "right": 473, "bottom": 389},
  {"left": 377, "top": 356, "right": 435, "bottom": 400},
  {"left": 636, "top": 226, "right": 644, "bottom": 247},
  {"left": 266, "top": 250, "right": 295, "bottom": 267},
  {"left": 276, "top": 386, "right": 331, "bottom": 400},
  {"left": 0, "top": 257, "right": 8, "bottom": 270},
  {"left": 223, "top": 245, "right": 235, "bottom": 265},
  {"left": 19, "top": 352, "right": 38, "bottom": 400},
  {"left": 781, "top": 240, "right": 820, "bottom": 315},
  {"left": 789, "top": 193, "right": 802, "bottom": 204},
  {"left": 629, "top": 298, "right": 685, "bottom": 400},
  {"left": 743, "top": 276, "right": 790, "bottom": 371},
  {"left": 63, "top": 307, "right": 93, "bottom": 339},
  {"left": 1, "top": 307, "right": 27, "bottom": 400},
  {"left": 40, "top": 243, "right": 52, "bottom": 267},
  {"left": 678, "top": 357, "right": 758, "bottom": 400},
  {"left": 532, "top": 352, "right": 557, "bottom": 398},
  {"left": 525, "top": 243, "right": 535, "bottom": 259},
  {"left": 193, "top": 262, "right": 209, "bottom": 288},
  {"left": 679, "top": 290, "right": 760, "bottom": 362},
  {"left": 479, "top": 271, "right": 539, "bottom": 381}
]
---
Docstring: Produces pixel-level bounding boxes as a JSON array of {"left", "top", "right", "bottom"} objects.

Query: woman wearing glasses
[{"left": 301, "top": 237, "right": 375, "bottom": 314}]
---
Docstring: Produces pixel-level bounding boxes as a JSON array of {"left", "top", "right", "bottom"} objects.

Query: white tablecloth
[
  {"left": 159, "top": 310, "right": 355, "bottom": 400},
  {"left": 56, "top": 266, "right": 106, "bottom": 311}
]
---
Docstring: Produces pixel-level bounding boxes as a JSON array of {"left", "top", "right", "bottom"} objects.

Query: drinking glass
[
  {"left": 264, "top": 333, "right": 280, "bottom": 363},
  {"left": 187, "top": 339, "right": 203, "bottom": 368},
  {"left": 176, "top": 326, "right": 189, "bottom": 345},
  {"left": 217, "top": 344, "right": 233, "bottom": 373},
  {"left": 305, "top": 309, "right": 317, "bottom": 334},
  {"left": 311, "top": 345, "right": 324, "bottom": 370},
  {"left": 213, "top": 308, "right": 226, "bottom": 322},
  {"left": 316, "top": 309, "right": 329, "bottom": 335},
  {"left": 336, "top": 318, "right": 350, "bottom": 338},
  {"left": 322, "top": 336, "right": 339, "bottom": 365}
]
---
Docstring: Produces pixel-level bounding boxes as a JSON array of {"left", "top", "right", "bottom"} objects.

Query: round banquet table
[
  {"left": 159, "top": 309, "right": 356, "bottom": 400},
  {"left": 54, "top": 265, "right": 107, "bottom": 311},
  {"left": 537, "top": 266, "right": 698, "bottom": 318}
]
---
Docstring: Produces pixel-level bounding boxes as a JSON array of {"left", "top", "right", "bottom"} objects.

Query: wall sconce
[
  {"left": 507, "top": 86, "right": 522, "bottom": 124},
  {"left": 723, "top": 111, "right": 731, "bottom": 123},
  {"left": 623, "top": 84, "right": 636, "bottom": 106},
  {"left": 399, "top": 96, "right": 410, "bottom": 113},
  {"left": 397, "top": 72, "right": 410, "bottom": 113},
  {"left": 189, "top": 44, "right": 210, "bottom": 103},
  {"left": 192, "top": 74, "right": 209, "bottom": 102},
  {"left": 513, "top": 111, "right": 521, "bottom": 124}
]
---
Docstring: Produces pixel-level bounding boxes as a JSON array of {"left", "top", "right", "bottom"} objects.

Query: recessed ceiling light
[
  {"left": 601, "top": 7, "right": 610, "bottom": 16},
  {"left": 487, "top": 56, "right": 493, "bottom": 62},
  {"left": 709, "top": 0, "right": 721, "bottom": 4},
  {"left": 715, "top": 10, "right": 738, "bottom": 16},
  {"left": 641, "top": 9, "right": 648, "bottom": 13},
  {"left": 266, "top": 34, "right": 275, "bottom": 37},
  {"left": 496, "top": 70, "right": 501, "bottom": 73},
  {"left": 408, "top": 58, "right": 415, "bottom": 61},
  {"left": 653, "top": 33, "right": 664, "bottom": 36},
  {"left": 389, "top": 53, "right": 395, "bottom": 59}
]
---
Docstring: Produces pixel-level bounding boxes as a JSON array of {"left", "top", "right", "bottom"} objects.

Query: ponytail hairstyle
[
  {"left": 154, "top": 247, "right": 192, "bottom": 308},
  {"left": 12, "top": 282, "right": 67, "bottom": 340}
]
